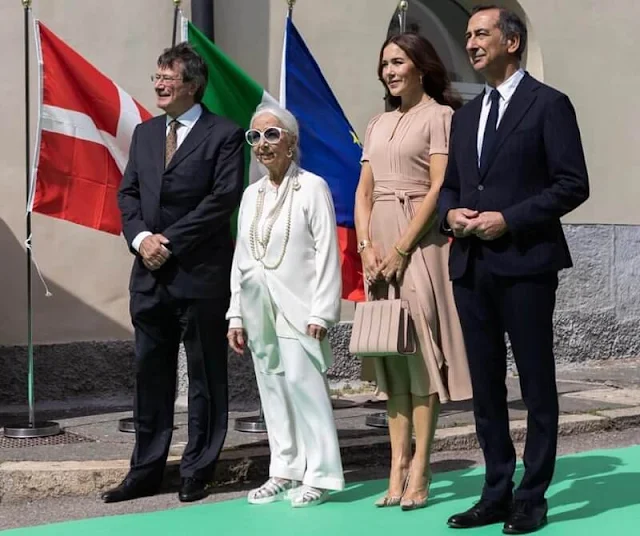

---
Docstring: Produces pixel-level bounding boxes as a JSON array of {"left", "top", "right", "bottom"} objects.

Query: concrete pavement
[{"left": 1, "top": 358, "right": 640, "bottom": 504}]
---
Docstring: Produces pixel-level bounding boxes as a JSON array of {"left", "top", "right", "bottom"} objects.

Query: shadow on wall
[
  {"left": 0, "top": 219, "right": 133, "bottom": 344},
  {"left": 0, "top": 218, "right": 135, "bottom": 407}
]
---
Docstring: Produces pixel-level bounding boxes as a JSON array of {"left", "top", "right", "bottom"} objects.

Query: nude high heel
[
  {"left": 400, "top": 475, "right": 432, "bottom": 511},
  {"left": 375, "top": 471, "right": 410, "bottom": 507}
]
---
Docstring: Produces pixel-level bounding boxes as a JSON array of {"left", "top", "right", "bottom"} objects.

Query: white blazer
[{"left": 226, "top": 164, "right": 342, "bottom": 374}]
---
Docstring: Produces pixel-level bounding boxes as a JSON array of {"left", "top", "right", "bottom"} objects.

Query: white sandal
[
  {"left": 247, "top": 478, "right": 300, "bottom": 505},
  {"left": 290, "top": 485, "right": 329, "bottom": 508}
]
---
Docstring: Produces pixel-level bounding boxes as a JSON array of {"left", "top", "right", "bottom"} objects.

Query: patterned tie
[
  {"left": 480, "top": 89, "right": 500, "bottom": 170},
  {"left": 165, "top": 119, "right": 181, "bottom": 168}
]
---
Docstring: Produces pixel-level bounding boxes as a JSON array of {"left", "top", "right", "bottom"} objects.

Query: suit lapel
[
  {"left": 480, "top": 73, "right": 538, "bottom": 179},
  {"left": 165, "top": 110, "right": 215, "bottom": 172}
]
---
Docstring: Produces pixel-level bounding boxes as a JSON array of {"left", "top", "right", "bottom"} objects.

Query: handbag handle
[{"left": 368, "top": 281, "right": 400, "bottom": 301}]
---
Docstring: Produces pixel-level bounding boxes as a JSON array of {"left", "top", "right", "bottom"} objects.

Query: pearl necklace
[{"left": 249, "top": 169, "right": 300, "bottom": 270}]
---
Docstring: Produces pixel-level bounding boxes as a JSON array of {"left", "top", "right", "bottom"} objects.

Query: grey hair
[
  {"left": 471, "top": 5, "right": 528, "bottom": 60},
  {"left": 250, "top": 103, "right": 301, "bottom": 163}
]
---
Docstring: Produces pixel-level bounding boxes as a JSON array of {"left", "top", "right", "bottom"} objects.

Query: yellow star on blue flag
[{"left": 350, "top": 130, "right": 362, "bottom": 148}]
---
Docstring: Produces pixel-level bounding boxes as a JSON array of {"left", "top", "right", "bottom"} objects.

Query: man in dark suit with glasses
[{"left": 103, "top": 43, "right": 244, "bottom": 504}]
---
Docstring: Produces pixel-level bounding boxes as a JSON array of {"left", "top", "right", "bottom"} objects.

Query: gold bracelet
[{"left": 394, "top": 245, "right": 409, "bottom": 257}]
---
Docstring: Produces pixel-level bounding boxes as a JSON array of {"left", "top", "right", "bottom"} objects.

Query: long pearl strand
[{"left": 249, "top": 168, "right": 300, "bottom": 270}]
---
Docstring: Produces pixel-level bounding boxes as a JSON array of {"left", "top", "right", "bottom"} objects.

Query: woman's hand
[
  {"left": 227, "top": 328, "right": 246, "bottom": 354},
  {"left": 378, "top": 248, "right": 409, "bottom": 284},
  {"left": 307, "top": 324, "right": 327, "bottom": 341},
  {"left": 361, "top": 247, "right": 382, "bottom": 285}
]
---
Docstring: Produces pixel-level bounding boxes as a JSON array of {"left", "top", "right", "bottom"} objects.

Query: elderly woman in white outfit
[{"left": 226, "top": 104, "right": 345, "bottom": 507}]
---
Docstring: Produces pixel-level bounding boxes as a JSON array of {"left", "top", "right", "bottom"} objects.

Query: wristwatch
[{"left": 357, "top": 239, "right": 371, "bottom": 254}]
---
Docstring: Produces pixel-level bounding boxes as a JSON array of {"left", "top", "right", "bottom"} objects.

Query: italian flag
[
  {"left": 184, "top": 21, "right": 277, "bottom": 186},
  {"left": 183, "top": 18, "right": 364, "bottom": 301}
]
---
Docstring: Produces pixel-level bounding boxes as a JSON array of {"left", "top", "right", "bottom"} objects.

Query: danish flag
[{"left": 31, "top": 22, "right": 152, "bottom": 235}]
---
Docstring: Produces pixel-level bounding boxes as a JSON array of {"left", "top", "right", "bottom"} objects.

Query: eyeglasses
[
  {"left": 151, "top": 74, "right": 184, "bottom": 84},
  {"left": 245, "top": 127, "right": 289, "bottom": 146}
]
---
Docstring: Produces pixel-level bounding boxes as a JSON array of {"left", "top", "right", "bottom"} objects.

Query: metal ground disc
[
  {"left": 365, "top": 412, "right": 388, "bottom": 428},
  {"left": 234, "top": 415, "right": 267, "bottom": 433},
  {"left": 118, "top": 417, "right": 136, "bottom": 433},
  {"left": 3, "top": 421, "right": 61, "bottom": 438}
]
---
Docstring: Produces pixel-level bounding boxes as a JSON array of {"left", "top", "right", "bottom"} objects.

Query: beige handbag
[{"left": 349, "top": 283, "right": 416, "bottom": 357}]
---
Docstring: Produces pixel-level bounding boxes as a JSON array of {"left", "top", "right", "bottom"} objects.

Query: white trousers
[{"left": 253, "top": 336, "right": 345, "bottom": 491}]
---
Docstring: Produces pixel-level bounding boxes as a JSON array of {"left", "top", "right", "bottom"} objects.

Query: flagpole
[
  {"left": 239, "top": 1, "right": 300, "bottom": 437},
  {"left": 119, "top": 0, "right": 191, "bottom": 435},
  {"left": 4, "top": 0, "right": 60, "bottom": 439},
  {"left": 121, "top": 1, "right": 185, "bottom": 437},
  {"left": 172, "top": 0, "right": 181, "bottom": 46},
  {"left": 367, "top": 1, "right": 413, "bottom": 430},
  {"left": 398, "top": 0, "right": 408, "bottom": 33},
  {"left": 287, "top": 0, "right": 296, "bottom": 19},
  {"left": 118, "top": 3, "right": 184, "bottom": 435}
]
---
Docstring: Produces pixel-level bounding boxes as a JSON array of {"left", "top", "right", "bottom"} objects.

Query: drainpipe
[{"left": 191, "top": 0, "right": 214, "bottom": 41}]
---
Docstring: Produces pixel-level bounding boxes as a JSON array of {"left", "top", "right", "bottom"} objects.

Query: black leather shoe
[
  {"left": 448, "top": 499, "right": 511, "bottom": 529},
  {"left": 503, "top": 500, "right": 548, "bottom": 534},
  {"left": 178, "top": 477, "right": 210, "bottom": 503},
  {"left": 101, "top": 478, "right": 159, "bottom": 503}
]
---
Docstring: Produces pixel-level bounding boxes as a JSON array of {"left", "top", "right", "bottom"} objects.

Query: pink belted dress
[{"left": 361, "top": 100, "right": 472, "bottom": 403}]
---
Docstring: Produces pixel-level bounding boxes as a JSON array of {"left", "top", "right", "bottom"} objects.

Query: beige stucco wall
[
  {"left": 0, "top": 0, "right": 637, "bottom": 344},
  {"left": 0, "top": 0, "right": 192, "bottom": 345},
  {"left": 220, "top": 0, "right": 637, "bottom": 226}
]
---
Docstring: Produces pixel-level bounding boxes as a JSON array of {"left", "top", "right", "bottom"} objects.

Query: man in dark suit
[
  {"left": 102, "top": 43, "right": 244, "bottom": 504},
  {"left": 438, "top": 5, "right": 589, "bottom": 534}
]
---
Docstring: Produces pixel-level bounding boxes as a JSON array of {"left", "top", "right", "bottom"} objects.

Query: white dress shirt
[
  {"left": 164, "top": 103, "right": 202, "bottom": 146},
  {"left": 131, "top": 103, "right": 203, "bottom": 252},
  {"left": 476, "top": 68, "right": 525, "bottom": 166}
]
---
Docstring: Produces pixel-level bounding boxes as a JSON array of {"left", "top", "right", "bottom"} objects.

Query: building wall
[
  {"left": 516, "top": 0, "right": 640, "bottom": 225},
  {"left": 218, "top": 0, "right": 638, "bottom": 226},
  {"left": 0, "top": 0, "right": 192, "bottom": 346},
  {"left": 0, "top": 0, "right": 638, "bottom": 366}
]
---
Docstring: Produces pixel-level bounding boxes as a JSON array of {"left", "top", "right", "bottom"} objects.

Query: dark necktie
[
  {"left": 480, "top": 89, "right": 500, "bottom": 169},
  {"left": 165, "top": 119, "right": 180, "bottom": 168}
]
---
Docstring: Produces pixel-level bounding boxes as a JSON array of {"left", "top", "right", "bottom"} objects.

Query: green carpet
[{"left": 7, "top": 446, "right": 640, "bottom": 535}]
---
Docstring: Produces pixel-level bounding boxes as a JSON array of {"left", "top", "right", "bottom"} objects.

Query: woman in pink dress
[{"left": 354, "top": 33, "right": 473, "bottom": 510}]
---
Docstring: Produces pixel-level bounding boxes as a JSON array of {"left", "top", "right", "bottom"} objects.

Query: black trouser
[
  {"left": 453, "top": 255, "right": 559, "bottom": 504},
  {"left": 128, "top": 286, "right": 229, "bottom": 485}
]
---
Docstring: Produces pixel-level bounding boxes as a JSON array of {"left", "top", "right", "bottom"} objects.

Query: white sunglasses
[{"left": 245, "top": 126, "right": 289, "bottom": 146}]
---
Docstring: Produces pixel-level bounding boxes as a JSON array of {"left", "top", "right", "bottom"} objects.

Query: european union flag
[{"left": 281, "top": 17, "right": 364, "bottom": 301}]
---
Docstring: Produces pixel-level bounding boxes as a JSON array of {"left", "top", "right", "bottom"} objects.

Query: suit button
[{"left": 477, "top": 185, "right": 484, "bottom": 191}]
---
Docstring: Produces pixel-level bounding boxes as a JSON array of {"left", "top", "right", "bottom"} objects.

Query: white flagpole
[
  {"left": 279, "top": 3, "right": 293, "bottom": 107},
  {"left": 179, "top": 7, "right": 188, "bottom": 43}
]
